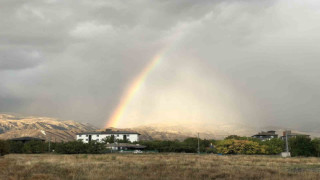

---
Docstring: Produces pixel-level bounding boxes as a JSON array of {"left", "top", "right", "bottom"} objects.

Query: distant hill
[
  {"left": 99, "top": 124, "right": 218, "bottom": 141},
  {"left": 0, "top": 114, "right": 219, "bottom": 142},
  {"left": 0, "top": 114, "right": 217, "bottom": 142},
  {"left": 131, "top": 124, "right": 217, "bottom": 141},
  {"left": 2, "top": 114, "right": 318, "bottom": 142},
  {"left": 0, "top": 114, "right": 96, "bottom": 142}
]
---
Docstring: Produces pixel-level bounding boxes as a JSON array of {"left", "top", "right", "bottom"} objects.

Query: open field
[{"left": 1, "top": 154, "right": 320, "bottom": 180}]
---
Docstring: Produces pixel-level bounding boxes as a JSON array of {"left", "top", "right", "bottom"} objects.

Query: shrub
[
  {"left": 262, "top": 138, "right": 284, "bottom": 155},
  {"left": 312, "top": 138, "right": 320, "bottom": 157},
  {"left": 23, "top": 141, "right": 47, "bottom": 153},
  {"left": 216, "top": 139, "right": 265, "bottom": 155},
  {"left": 0, "top": 140, "right": 10, "bottom": 156},
  {"left": 9, "top": 141, "right": 24, "bottom": 153},
  {"left": 139, "top": 138, "right": 215, "bottom": 153},
  {"left": 54, "top": 141, "right": 105, "bottom": 154},
  {"left": 289, "top": 136, "right": 313, "bottom": 157}
]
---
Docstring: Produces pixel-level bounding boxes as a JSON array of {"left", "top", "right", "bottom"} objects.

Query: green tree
[
  {"left": 216, "top": 139, "right": 265, "bottom": 155},
  {"left": 23, "top": 141, "right": 47, "bottom": 153},
  {"left": 312, "top": 138, "right": 320, "bottom": 157},
  {"left": 54, "top": 140, "right": 106, "bottom": 154},
  {"left": 225, "top": 135, "right": 241, "bottom": 140},
  {"left": 55, "top": 141, "right": 88, "bottom": 154},
  {"left": 289, "top": 136, "right": 313, "bottom": 157},
  {"left": 140, "top": 138, "right": 216, "bottom": 153},
  {"left": 0, "top": 140, "right": 10, "bottom": 156},
  {"left": 262, "top": 138, "right": 284, "bottom": 155},
  {"left": 224, "top": 135, "right": 261, "bottom": 143},
  {"left": 87, "top": 141, "right": 106, "bottom": 154},
  {"left": 117, "top": 139, "right": 129, "bottom": 143},
  {"left": 9, "top": 141, "right": 24, "bottom": 153},
  {"left": 103, "top": 136, "right": 115, "bottom": 143}
]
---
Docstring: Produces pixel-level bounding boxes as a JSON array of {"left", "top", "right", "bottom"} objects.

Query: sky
[{"left": 1, "top": 0, "right": 320, "bottom": 133}]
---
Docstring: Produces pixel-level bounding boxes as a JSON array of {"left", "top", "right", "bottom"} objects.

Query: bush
[
  {"left": 23, "top": 141, "right": 47, "bottom": 153},
  {"left": 312, "top": 138, "right": 320, "bottom": 157},
  {"left": 216, "top": 139, "right": 265, "bottom": 155},
  {"left": 54, "top": 140, "right": 105, "bottom": 154},
  {"left": 140, "top": 138, "right": 215, "bottom": 153},
  {"left": 9, "top": 141, "right": 24, "bottom": 153},
  {"left": 262, "top": 138, "right": 284, "bottom": 155},
  {"left": 0, "top": 140, "right": 10, "bottom": 156},
  {"left": 289, "top": 136, "right": 313, "bottom": 157}
]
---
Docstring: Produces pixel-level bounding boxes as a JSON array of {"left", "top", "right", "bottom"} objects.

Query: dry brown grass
[{"left": 1, "top": 154, "right": 320, "bottom": 180}]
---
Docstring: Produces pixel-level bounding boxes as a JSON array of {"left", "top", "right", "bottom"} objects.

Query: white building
[{"left": 76, "top": 129, "right": 140, "bottom": 143}]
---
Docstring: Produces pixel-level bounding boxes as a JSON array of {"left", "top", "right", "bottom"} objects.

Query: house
[
  {"left": 9, "top": 137, "right": 45, "bottom": 143},
  {"left": 252, "top": 130, "right": 278, "bottom": 141},
  {"left": 76, "top": 129, "right": 140, "bottom": 143},
  {"left": 106, "top": 143, "right": 146, "bottom": 151},
  {"left": 280, "top": 130, "right": 310, "bottom": 140}
]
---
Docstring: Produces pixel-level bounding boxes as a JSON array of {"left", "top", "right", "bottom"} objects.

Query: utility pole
[
  {"left": 48, "top": 137, "right": 51, "bottom": 153},
  {"left": 285, "top": 130, "right": 289, "bottom": 153},
  {"left": 197, "top": 133, "right": 200, "bottom": 154}
]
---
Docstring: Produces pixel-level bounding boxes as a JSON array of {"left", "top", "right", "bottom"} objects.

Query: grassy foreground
[{"left": 1, "top": 154, "right": 320, "bottom": 180}]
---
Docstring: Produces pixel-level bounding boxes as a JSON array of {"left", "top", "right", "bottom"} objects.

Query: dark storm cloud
[{"left": 1, "top": 0, "right": 320, "bottom": 133}]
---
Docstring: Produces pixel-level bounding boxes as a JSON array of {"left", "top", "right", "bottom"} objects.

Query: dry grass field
[{"left": 1, "top": 154, "right": 320, "bottom": 180}]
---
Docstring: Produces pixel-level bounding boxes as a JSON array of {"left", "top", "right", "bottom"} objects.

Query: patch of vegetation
[
  {"left": 0, "top": 140, "right": 9, "bottom": 156},
  {"left": 1, "top": 154, "right": 320, "bottom": 179}
]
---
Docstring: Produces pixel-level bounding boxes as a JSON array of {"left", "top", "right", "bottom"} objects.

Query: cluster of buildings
[
  {"left": 8, "top": 129, "right": 145, "bottom": 152},
  {"left": 76, "top": 129, "right": 140, "bottom": 143},
  {"left": 76, "top": 129, "right": 145, "bottom": 151},
  {"left": 251, "top": 130, "right": 310, "bottom": 141}
]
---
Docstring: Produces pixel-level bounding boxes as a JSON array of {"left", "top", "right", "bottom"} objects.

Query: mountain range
[
  {"left": 0, "top": 114, "right": 219, "bottom": 141},
  {"left": 1, "top": 113, "right": 319, "bottom": 142},
  {"left": 0, "top": 114, "right": 96, "bottom": 142}
]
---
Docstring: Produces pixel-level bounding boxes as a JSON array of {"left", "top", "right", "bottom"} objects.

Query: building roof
[
  {"left": 9, "top": 136, "right": 45, "bottom": 141},
  {"left": 76, "top": 130, "right": 140, "bottom": 135},
  {"left": 283, "top": 132, "right": 310, "bottom": 137},
  {"left": 106, "top": 143, "right": 146, "bottom": 149}
]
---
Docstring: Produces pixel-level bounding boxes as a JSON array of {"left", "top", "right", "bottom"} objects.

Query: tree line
[
  {"left": 215, "top": 135, "right": 320, "bottom": 156},
  {"left": 141, "top": 135, "right": 320, "bottom": 156},
  {"left": 140, "top": 138, "right": 215, "bottom": 153},
  {"left": 1, "top": 135, "right": 320, "bottom": 156},
  {"left": 0, "top": 140, "right": 107, "bottom": 155}
]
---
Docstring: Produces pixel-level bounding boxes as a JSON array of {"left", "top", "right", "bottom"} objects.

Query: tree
[
  {"left": 87, "top": 141, "right": 106, "bottom": 154},
  {"left": 182, "top": 138, "right": 199, "bottom": 152},
  {"left": 224, "top": 135, "right": 261, "bottom": 143},
  {"left": 103, "top": 136, "right": 115, "bottom": 143},
  {"left": 216, "top": 139, "right": 265, "bottom": 155},
  {"left": 225, "top": 135, "right": 241, "bottom": 140},
  {"left": 54, "top": 140, "right": 106, "bottom": 154},
  {"left": 9, "top": 141, "right": 24, "bottom": 153},
  {"left": 0, "top": 140, "right": 9, "bottom": 156},
  {"left": 117, "top": 139, "right": 129, "bottom": 143},
  {"left": 23, "top": 141, "right": 47, "bottom": 153},
  {"left": 262, "top": 138, "right": 284, "bottom": 155},
  {"left": 139, "top": 138, "right": 216, "bottom": 153},
  {"left": 289, "top": 136, "right": 313, "bottom": 157},
  {"left": 312, "top": 138, "right": 320, "bottom": 157},
  {"left": 55, "top": 141, "right": 88, "bottom": 154}
]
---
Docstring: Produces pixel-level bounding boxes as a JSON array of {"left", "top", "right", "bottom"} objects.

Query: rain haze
[{"left": 1, "top": 0, "right": 320, "bottom": 134}]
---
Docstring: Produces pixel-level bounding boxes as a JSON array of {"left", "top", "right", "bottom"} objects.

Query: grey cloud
[
  {"left": 0, "top": 49, "right": 42, "bottom": 70},
  {"left": 0, "top": 0, "right": 320, "bottom": 133}
]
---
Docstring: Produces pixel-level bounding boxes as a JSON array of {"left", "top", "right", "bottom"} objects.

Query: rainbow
[{"left": 105, "top": 55, "right": 162, "bottom": 128}]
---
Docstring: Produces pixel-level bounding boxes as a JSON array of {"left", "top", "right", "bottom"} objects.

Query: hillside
[
  {"left": 131, "top": 124, "right": 217, "bottom": 141},
  {"left": 98, "top": 124, "right": 219, "bottom": 141},
  {"left": 2, "top": 114, "right": 318, "bottom": 142},
  {"left": 0, "top": 114, "right": 218, "bottom": 141},
  {"left": 0, "top": 114, "right": 96, "bottom": 142}
]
